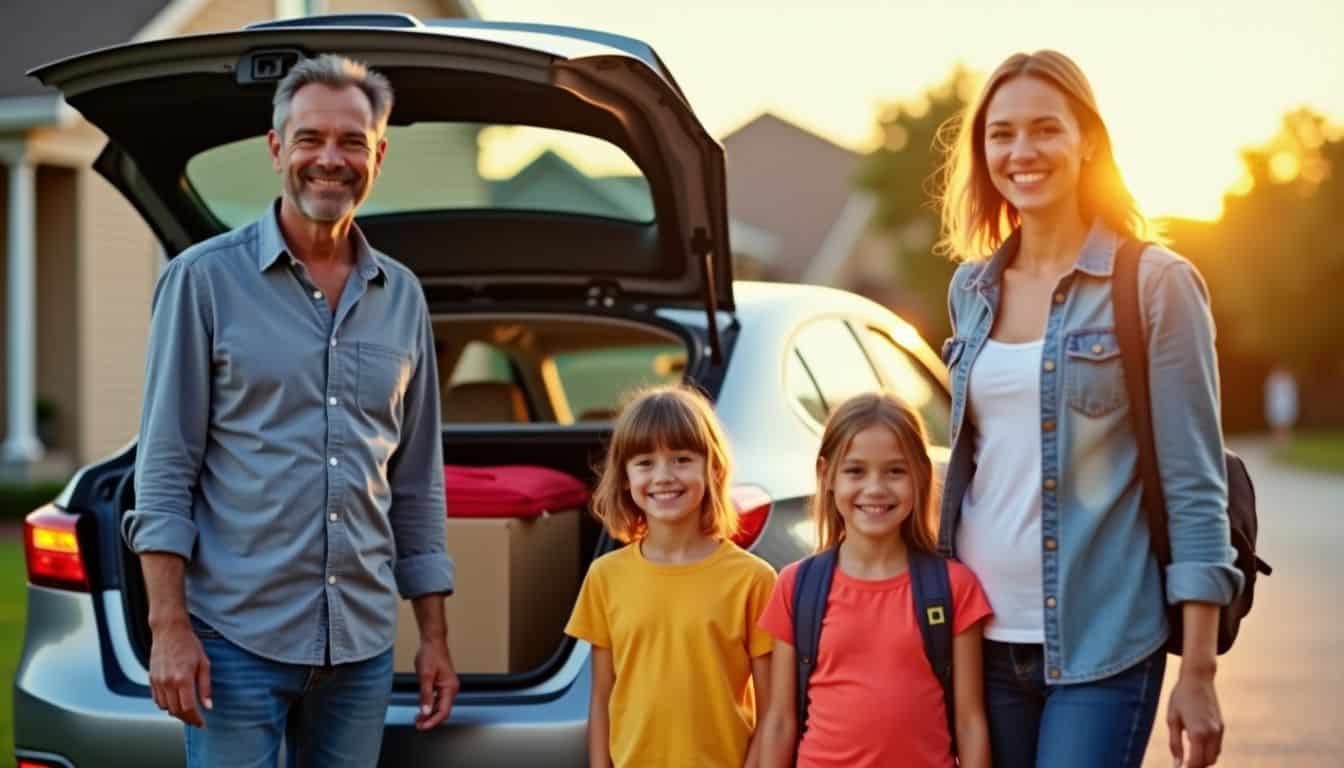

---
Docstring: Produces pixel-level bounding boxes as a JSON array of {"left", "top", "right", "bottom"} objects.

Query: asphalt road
[{"left": 1141, "top": 438, "right": 1343, "bottom": 767}]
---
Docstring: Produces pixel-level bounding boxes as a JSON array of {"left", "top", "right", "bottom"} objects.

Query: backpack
[
  {"left": 792, "top": 547, "right": 957, "bottom": 754},
  {"left": 1113, "top": 239, "right": 1273, "bottom": 655}
]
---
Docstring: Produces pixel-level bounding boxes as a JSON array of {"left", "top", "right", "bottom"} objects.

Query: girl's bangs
[{"left": 615, "top": 394, "right": 711, "bottom": 460}]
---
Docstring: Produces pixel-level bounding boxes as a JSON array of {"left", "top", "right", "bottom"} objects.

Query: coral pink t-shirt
[{"left": 758, "top": 557, "right": 992, "bottom": 768}]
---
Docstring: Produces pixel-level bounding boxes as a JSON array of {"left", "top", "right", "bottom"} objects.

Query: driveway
[{"left": 1142, "top": 437, "right": 1344, "bottom": 766}]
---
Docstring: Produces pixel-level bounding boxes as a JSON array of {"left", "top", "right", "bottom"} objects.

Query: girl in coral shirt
[{"left": 757, "top": 393, "right": 992, "bottom": 767}]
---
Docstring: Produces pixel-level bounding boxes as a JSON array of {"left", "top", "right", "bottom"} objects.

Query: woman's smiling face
[{"left": 983, "top": 75, "right": 1092, "bottom": 219}]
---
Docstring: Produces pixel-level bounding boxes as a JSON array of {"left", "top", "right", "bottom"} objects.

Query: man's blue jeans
[
  {"left": 185, "top": 617, "right": 393, "bottom": 768},
  {"left": 983, "top": 640, "right": 1166, "bottom": 768}
]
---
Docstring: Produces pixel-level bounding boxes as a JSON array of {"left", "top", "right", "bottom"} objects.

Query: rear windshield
[{"left": 186, "top": 123, "right": 654, "bottom": 228}]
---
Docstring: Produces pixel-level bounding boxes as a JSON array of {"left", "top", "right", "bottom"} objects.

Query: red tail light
[
  {"left": 730, "top": 485, "right": 773, "bottom": 549},
  {"left": 24, "top": 504, "right": 88, "bottom": 591}
]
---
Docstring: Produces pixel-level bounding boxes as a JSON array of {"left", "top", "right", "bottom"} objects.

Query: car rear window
[
  {"left": 551, "top": 345, "right": 685, "bottom": 421},
  {"left": 186, "top": 123, "right": 655, "bottom": 228}
]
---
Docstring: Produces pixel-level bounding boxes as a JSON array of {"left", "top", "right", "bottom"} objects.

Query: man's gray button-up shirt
[{"left": 123, "top": 203, "right": 453, "bottom": 665}]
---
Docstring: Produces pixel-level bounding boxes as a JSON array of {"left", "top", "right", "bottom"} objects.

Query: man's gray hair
[{"left": 271, "top": 54, "right": 394, "bottom": 136}]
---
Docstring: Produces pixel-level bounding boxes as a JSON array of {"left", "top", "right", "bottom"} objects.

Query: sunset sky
[{"left": 475, "top": 0, "right": 1344, "bottom": 221}]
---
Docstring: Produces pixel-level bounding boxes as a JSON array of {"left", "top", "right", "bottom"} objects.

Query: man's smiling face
[{"left": 269, "top": 83, "right": 386, "bottom": 223}]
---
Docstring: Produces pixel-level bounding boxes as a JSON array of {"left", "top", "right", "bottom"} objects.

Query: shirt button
[
  {"left": 1092, "top": 343, "right": 1104, "bottom": 355},
  {"left": 1043, "top": 360, "right": 1056, "bottom": 372},
  {"left": 328, "top": 575, "right": 337, "bottom": 585},
  {"left": 1053, "top": 292, "right": 1066, "bottom": 304},
  {"left": 329, "top": 457, "right": 338, "bottom": 467},
  {"left": 328, "top": 397, "right": 338, "bottom": 406},
  {"left": 1049, "top": 668, "right": 1061, "bottom": 680},
  {"left": 329, "top": 513, "right": 338, "bottom": 522},
  {"left": 313, "top": 290, "right": 323, "bottom": 300},
  {"left": 1043, "top": 478, "right": 1057, "bottom": 490},
  {"left": 1045, "top": 537, "right": 1057, "bottom": 550},
  {"left": 1046, "top": 596, "right": 1058, "bottom": 608},
  {"left": 1043, "top": 420, "right": 1056, "bottom": 432},
  {"left": 330, "top": 338, "right": 338, "bottom": 347}
]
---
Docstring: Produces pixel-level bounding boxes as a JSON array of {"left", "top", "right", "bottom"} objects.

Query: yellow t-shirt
[{"left": 565, "top": 539, "right": 778, "bottom": 768}]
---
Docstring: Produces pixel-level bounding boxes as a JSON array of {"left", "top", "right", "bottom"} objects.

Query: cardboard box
[{"left": 394, "top": 509, "right": 581, "bottom": 675}]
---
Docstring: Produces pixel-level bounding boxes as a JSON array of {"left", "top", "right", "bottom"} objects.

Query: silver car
[{"left": 16, "top": 14, "right": 952, "bottom": 768}]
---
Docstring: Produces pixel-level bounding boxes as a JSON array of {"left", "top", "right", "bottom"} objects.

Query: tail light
[
  {"left": 24, "top": 504, "right": 88, "bottom": 591},
  {"left": 730, "top": 485, "right": 773, "bottom": 549}
]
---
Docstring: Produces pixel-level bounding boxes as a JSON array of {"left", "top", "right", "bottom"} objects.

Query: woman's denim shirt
[{"left": 938, "top": 223, "right": 1244, "bottom": 684}]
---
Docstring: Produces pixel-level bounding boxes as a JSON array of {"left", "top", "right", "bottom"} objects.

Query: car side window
[
  {"left": 792, "top": 319, "right": 882, "bottom": 413},
  {"left": 449, "top": 341, "right": 514, "bottom": 385},
  {"left": 863, "top": 328, "right": 952, "bottom": 447},
  {"left": 786, "top": 350, "right": 828, "bottom": 425}
]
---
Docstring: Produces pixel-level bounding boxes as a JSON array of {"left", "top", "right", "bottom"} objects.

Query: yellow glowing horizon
[{"left": 475, "top": 0, "right": 1344, "bottom": 224}]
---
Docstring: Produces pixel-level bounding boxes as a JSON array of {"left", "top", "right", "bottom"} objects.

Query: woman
[{"left": 935, "top": 50, "right": 1243, "bottom": 768}]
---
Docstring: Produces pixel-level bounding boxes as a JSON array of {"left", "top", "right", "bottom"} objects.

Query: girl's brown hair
[
  {"left": 936, "top": 49, "right": 1160, "bottom": 260},
  {"left": 812, "top": 393, "right": 937, "bottom": 554},
  {"left": 590, "top": 385, "right": 737, "bottom": 544}
]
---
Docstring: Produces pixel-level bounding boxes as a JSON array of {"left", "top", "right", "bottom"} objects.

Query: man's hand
[
  {"left": 149, "top": 616, "right": 212, "bottom": 728},
  {"left": 1167, "top": 667, "right": 1223, "bottom": 767},
  {"left": 414, "top": 635, "right": 459, "bottom": 731}
]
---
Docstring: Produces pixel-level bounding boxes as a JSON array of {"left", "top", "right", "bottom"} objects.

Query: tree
[{"left": 857, "top": 65, "right": 978, "bottom": 345}]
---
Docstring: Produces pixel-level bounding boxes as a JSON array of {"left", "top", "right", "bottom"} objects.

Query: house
[
  {"left": 0, "top": 0, "right": 479, "bottom": 480},
  {"left": 721, "top": 111, "right": 900, "bottom": 297}
]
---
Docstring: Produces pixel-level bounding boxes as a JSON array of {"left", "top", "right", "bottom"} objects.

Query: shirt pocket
[
  {"left": 1063, "top": 329, "right": 1126, "bottom": 417},
  {"left": 357, "top": 342, "right": 413, "bottom": 418}
]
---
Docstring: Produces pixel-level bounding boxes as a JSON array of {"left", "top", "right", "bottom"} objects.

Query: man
[{"left": 123, "top": 54, "right": 457, "bottom": 766}]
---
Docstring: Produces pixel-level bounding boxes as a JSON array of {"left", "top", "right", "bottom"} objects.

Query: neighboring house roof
[
  {"left": 721, "top": 112, "right": 871, "bottom": 283},
  {"left": 489, "top": 150, "right": 654, "bottom": 220},
  {"left": 2, "top": 0, "right": 171, "bottom": 101}
]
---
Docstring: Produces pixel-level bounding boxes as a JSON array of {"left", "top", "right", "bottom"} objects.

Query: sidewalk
[{"left": 1142, "top": 436, "right": 1344, "bottom": 766}]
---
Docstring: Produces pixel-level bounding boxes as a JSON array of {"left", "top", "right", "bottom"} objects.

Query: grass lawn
[
  {"left": 1, "top": 537, "right": 25, "bottom": 768},
  {"left": 1274, "top": 431, "right": 1344, "bottom": 474}
]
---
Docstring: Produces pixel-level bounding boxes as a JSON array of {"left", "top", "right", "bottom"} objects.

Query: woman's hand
[
  {"left": 1167, "top": 666, "right": 1223, "bottom": 767},
  {"left": 1168, "top": 602, "right": 1223, "bottom": 767}
]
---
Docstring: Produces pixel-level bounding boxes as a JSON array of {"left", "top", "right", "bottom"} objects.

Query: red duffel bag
[{"left": 444, "top": 465, "right": 590, "bottom": 518}]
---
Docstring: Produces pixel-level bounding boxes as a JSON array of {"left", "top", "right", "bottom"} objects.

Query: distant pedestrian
[
  {"left": 1264, "top": 366, "right": 1299, "bottom": 446},
  {"left": 934, "top": 49, "right": 1242, "bottom": 768},
  {"left": 565, "top": 385, "right": 777, "bottom": 767}
]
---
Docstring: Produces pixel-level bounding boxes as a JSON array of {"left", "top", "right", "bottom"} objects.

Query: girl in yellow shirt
[{"left": 565, "top": 385, "right": 778, "bottom": 767}]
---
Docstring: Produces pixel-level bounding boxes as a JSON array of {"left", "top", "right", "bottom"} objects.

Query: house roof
[
  {"left": 721, "top": 112, "right": 866, "bottom": 282},
  {"left": 2, "top": 0, "right": 172, "bottom": 101}
]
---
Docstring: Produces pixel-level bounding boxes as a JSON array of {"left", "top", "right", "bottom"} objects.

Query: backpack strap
[
  {"left": 1112, "top": 238, "right": 1174, "bottom": 567},
  {"left": 791, "top": 547, "right": 837, "bottom": 742},
  {"left": 909, "top": 550, "right": 957, "bottom": 755}
]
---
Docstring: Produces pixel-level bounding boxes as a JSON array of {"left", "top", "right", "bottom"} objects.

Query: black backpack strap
[
  {"left": 791, "top": 547, "right": 837, "bottom": 742},
  {"left": 910, "top": 550, "right": 957, "bottom": 755},
  {"left": 1112, "top": 239, "right": 1173, "bottom": 567}
]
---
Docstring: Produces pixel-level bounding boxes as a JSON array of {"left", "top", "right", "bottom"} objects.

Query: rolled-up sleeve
[
  {"left": 1145, "top": 258, "right": 1244, "bottom": 606},
  {"left": 387, "top": 296, "right": 454, "bottom": 599},
  {"left": 122, "top": 259, "right": 213, "bottom": 560}
]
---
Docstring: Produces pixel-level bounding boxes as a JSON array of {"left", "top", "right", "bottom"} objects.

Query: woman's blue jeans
[
  {"left": 184, "top": 617, "right": 394, "bottom": 768},
  {"left": 983, "top": 640, "right": 1166, "bottom": 768}
]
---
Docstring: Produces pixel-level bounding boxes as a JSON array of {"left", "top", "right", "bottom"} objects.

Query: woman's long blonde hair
[
  {"left": 936, "top": 50, "right": 1159, "bottom": 260},
  {"left": 812, "top": 393, "right": 937, "bottom": 554},
  {"left": 590, "top": 385, "right": 737, "bottom": 544}
]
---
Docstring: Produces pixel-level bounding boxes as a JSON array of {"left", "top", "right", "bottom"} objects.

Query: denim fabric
[
  {"left": 184, "top": 616, "right": 393, "bottom": 768},
  {"left": 938, "top": 223, "right": 1243, "bottom": 683},
  {"left": 983, "top": 640, "right": 1165, "bottom": 768}
]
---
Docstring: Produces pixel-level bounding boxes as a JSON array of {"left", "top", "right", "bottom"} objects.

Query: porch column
[{"left": 3, "top": 152, "right": 44, "bottom": 464}]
